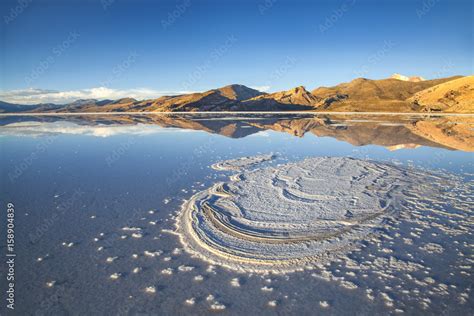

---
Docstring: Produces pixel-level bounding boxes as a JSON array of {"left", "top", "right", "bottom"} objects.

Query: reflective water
[{"left": 0, "top": 114, "right": 472, "bottom": 315}]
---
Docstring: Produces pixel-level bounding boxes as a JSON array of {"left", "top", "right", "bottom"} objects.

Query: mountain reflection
[{"left": 0, "top": 114, "right": 472, "bottom": 152}]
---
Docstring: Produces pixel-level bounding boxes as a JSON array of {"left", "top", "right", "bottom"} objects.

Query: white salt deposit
[
  {"left": 178, "top": 265, "right": 195, "bottom": 272},
  {"left": 210, "top": 302, "right": 226, "bottom": 310},
  {"left": 211, "top": 154, "right": 275, "bottom": 171},
  {"left": 194, "top": 275, "right": 204, "bottom": 282},
  {"left": 145, "top": 286, "right": 156, "bottom": 294},
  {"left": 206, "top": 294, "right": 215, "bottom": 301},
  {"left": 230, "top": 278, "right": 240, "bottom": 287},
  {"left": 172, "top": 248, "right": 183, "bottom": 255},
  {"left": 144, "top": 250, "right": 163, "bottom": 257},
  {"left": 109, "top": 273, "right": 121, "bottom": 280},
  {"left": 122, "top": 226, "right": 142, "bottom": 231},
  {"left": 177, "top": 156, "right": 449, "bottom": 273},
  {"left": 132, "top": 267, "right": 142, "bottom": 274},
  {"left": 161, "top": 268, "right": 173, "bottom": 275},
  {"left": 420, "top": 243, "right": 444, "bottom": 254},
  {"left": 319, "top": 301, "right": 330, "bottom": 308},
  {"left": 268, "top": 300, "right": 278, "bottom": 307}
]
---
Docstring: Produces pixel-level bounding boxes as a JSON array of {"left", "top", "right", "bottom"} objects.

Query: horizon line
[{"left": 1, "top": 111, "right": 473, "bottom": 117}]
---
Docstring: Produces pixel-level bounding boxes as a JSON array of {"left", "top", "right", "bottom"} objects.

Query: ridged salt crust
[
  {"left": 211, "top": 154, "right": 275, "bottom": 171},
  {"left": 176, "top": 156, "right": 445, "bottom": 273}
]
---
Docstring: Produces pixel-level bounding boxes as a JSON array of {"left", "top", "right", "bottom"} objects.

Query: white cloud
[
  {"left": 0, "top": 121, "right": 198, "bottom": 137},
  {"left": 248, "top": 131, "right": 270, "bottom": 137},
  {"left": 0, "top": 87, "right": 196, "bottom": 105},
  {"left": 250, "top": 85, "right": 271, "bottom": 92}
]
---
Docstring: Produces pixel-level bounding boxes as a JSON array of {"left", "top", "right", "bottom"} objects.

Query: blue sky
[{"left": 0, "top": 0, "right": 472, "bottom": 103}]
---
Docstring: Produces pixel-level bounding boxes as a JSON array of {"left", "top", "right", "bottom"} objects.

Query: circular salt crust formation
[{"left": 176, "top": 156, "right": 439, "bottom": 273}]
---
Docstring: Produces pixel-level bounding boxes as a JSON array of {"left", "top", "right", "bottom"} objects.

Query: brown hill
[
  {"left": 51, "top": 84, "right": 265, "bottom": 113},
  {"left": 242, "top": 86, "right": 317, "bottom": 110},
  {"left": 311, "top": 76, "right": 463, "bottom": 111},
  {"left": 408, "top": 76, "right": 474, "bottom": 113},
  {"left": 151, "top": 84, "right": 264, "bottom": 111}
]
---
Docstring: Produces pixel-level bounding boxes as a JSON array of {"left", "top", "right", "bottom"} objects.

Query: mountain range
[{"left": 1, "top": 74, "right": 473, "bottom": 113}]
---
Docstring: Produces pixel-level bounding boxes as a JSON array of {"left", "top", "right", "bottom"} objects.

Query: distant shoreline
[{"left": 0, "top": 111, "right": 473, "bottom": 117}]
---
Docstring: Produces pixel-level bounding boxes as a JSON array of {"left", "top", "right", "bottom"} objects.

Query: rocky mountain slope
[
  {"left": 242, "top": 86, "right": 318, "bottom": 110},
  {"left": 408, "top": 76, "right": 474, "bottom": 113},
  {"left": 1, "top": 75, "right": 472, "bottom": 113},
  {"left": 310, "top": 76, "right": 463, "bottom": 112}
]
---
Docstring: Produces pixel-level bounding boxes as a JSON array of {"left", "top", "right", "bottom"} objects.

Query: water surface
[{"left": 0, "top": 114, "right": 472, "bottom": 315}]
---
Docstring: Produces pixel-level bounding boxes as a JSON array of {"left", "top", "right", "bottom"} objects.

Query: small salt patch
[
  {"left": 340, "top": 280, "right": 358, "bottom": 290},
  {"left": 230, "top": 278, "right": 240, "bottom": 287},
  {"left": 319, "top": 301, "right": 330, "bottom": 308},
  {"left": 145, "top": 286, "right": 156, "bottom": 294},
  {"left": 206, "top": 294, "right": 215, "bottom": 301},
  {"left": 172, "top": 248, "right": 182, "bottom": 255},
  {"left": 210, "top": 302, "right": 226, "bottom": 310},
  {"left": 206, "top": 265, "right": 216, "bottom": 274},
  {"left": 268, "top": 300, "right": 277, "bottom": 307},
  {"left": 194, "top": 275, "right": 204, "bottom": 282},
  {"left": 122, "top": 227, "right": 142, "bottom": 231},
  {"left": 161, "top": 268, "right": 173, "bottom": 275},
  {"left": 144, "top": 250, "right": 162, "bottom": 257},
  {"left": 132, "top": 267, "right": 142, "bottom": 274},
  {"left": 110, "top": 273, "right": 121, "bottom": 280},
  {"left": 178, "top": 265, "right": 194, "bottom": 272}
]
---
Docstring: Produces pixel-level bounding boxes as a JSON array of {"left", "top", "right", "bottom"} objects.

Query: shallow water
[{"left": 0, "top": 114, "right": 473, "bottom": 315}]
